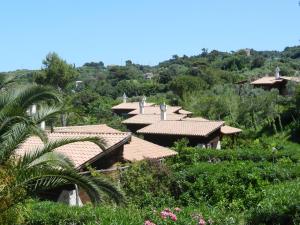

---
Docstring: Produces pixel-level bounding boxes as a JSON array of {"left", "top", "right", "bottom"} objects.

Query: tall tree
[
  {"left": 0, "top": 81, "right": 123, "bottom": 220},
  {"left": 34, "top": 52, "right": 79, "bottom": 90}
]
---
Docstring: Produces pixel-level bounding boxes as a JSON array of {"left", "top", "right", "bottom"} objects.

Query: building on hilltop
[{"left": 251, "top": 67, "right": 300, "bottom": 95}]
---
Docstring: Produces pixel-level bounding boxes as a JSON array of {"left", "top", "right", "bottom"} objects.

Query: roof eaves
[{"left": 76, "top": 133, "right": 132, "bottom": 170}]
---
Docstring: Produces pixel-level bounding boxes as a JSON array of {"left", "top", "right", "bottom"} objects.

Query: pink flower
[
  {"left": 199, "top": 218, "right": 206, "bottom": 225},
  {"left": 174, "top": 207, "right": 181, "bottom": 212},
  {"left": 160, "top": 211, "right": 168, "bottom": 219},
  {"left": 160, "top": 209, "right": 178, "bottom": 221},
  {"left": 170, "top": 213, "right": 177, "bottom": 221},
  {"left": 144, "top": 220, "right": 156, "bottom": 225},
  {"left": 164, "top": 208, "right": 171, "bottom": 212}
]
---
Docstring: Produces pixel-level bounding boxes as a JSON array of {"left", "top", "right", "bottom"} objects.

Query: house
[
  {"left": 143, "top": 72, "right": 154, "bottom": 80},
  {"left": 18, "top": 124, "right": 177, "bottom": 168},
  {"left": 178, "top": 109, "right": 193, "bottom": 117},
  {"left": 122, "top": 114, "right": 186, "bottom": 133},
  {"left": 17, "top": 125, "right": 132, "bottom": 170},
  {"left": 127, "top": 105, "right": 182, "bottom": 116},
  {"left": 137, "top": 120, "right": 225, "bottom": 148},
  {"left": 111, "top": 94, "right": 154, "bottom": 116},
  {"left": 184, "top": 117, "right": 242, "bottom": 139},
  {"left": 16, "top": 124, "right": 177, "bottom": 205},
  {"left": 52, "top": 124, "right": 177, "bottom": 163},
  {"left": 251, "top": 67, "right": 300, "bottom": 95},
  {"left": 221, "top": 125, "right": 242, "bottom": 136}
]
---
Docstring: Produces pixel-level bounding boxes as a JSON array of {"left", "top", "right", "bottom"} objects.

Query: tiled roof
[
  {"left": 178, "top": 109, "right": 193, "bottom": 115},
  {"left": 251, "top": 76, "right": 300, "bottom": 85},
  {"left": 281, "top": 76, "right": 300, "bottom": 83},
  {"left": 112, "top": 102, "right": 154, "bottom": 110},
  {"left": 137, "top": 120, "right": 224, "bottom": 137},
  {"left": 182, "top": 117, "right": 209, "bottom": 122},
  {"left": 221, "top": 125, "right": 242, "bottom": 134},
  {"left": 53, "top": 124, "right": 120, "bottom": 134},
  {"left": 122, "top": 114, "right": 186, "bottom": 125},
  {"left": 251, "top": 76, "right": 284, "bottom": 85},
  {"left": 123, "top": 136, "right": 177, "bottom": 161},
  {"left": 128, "top": 105, "right": 182, "bottom": 115},
  {"left": 43, "top": 124, "right": 176, "bottom": 163},
  {"left": 16, "top": 131, "right": 130, "bottom": 169}
]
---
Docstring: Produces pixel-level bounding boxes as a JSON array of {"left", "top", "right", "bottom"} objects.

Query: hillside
[{"left": 1, "top": 46, "right": 300, "bottom": 225}]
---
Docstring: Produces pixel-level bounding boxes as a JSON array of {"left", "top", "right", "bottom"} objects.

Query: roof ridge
[{"left": 49, "top": 131, "right": 130, "bottom": 136}]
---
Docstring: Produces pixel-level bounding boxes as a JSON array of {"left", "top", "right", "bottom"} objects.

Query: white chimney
[
  {"left": 31, "top": 104, "right": 37, "bottom": 115},
  {"left": 40, "top": 121, "right": 46, "bottom": 130},
  {"left": 275, "top": 66, "right": 280, "bottom": 80},
  {"left": 160, "top": 102, "right": 167, "bottom": 120},
  {"left": 75, "top": 80, "right": 82, "bottom": 89},
  {"left": 139, "top": 100, "right": 145, "bottom": 114},
  {"left": 122, "top": 93, "right": 128, "bottom": 103}
]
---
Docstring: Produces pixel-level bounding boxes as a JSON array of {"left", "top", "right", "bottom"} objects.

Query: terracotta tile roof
[
  {"left": 250, "top": 76, "right": 300, "bottom": 85},
  {"left": 123, "top": 136, "right": 177, "bottom": 161},
  {"left": 221, "top": 125, "right": 242, "bottom": 134},
  {"left": 122, "top": 114, "right": 186, "bottom": 125},
  {"left": 112, "top": 102, "right": 154, "bottom": 110},
  {"left": 178, "top": 109, "right": 193, "bottom": 115},
  {"left": 128, "top": 105, "right": 182, "bottom": 115},
  {"left": 251, "top": 76, "right": 284, "bottom": 85},
  {"left": 281, "top": 76, "right": 300, "bottom": 83},
  {"left": 52, "top": 124, "right": 177, "bottom": 162},
  {"left": 182, "top": 117, "right": 209, "bottom": 122},
  {"left": 53, "top": 124, "right": 120, "bottom": 134},
  {"left": 137, "top": 120, "right": 224, "bottom": 137},
  {"left": 17, "top": 129, "right": 131, "bottom": 169}
]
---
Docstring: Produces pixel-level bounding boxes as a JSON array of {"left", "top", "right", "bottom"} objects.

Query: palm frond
[
  {"left": 31, "top": 104, "right": 64, "bottom": 124},
  {"left": 16, "top": 85, "right": 61, "bottom": 109},
  {"left": 19, "top": 137, "right": 106, "bottom": 168},
  {"left": 15, "top": 168, "right": 105, "bottom": 204},
  {"left": 27, "top": 152, "right": 75, "bottom": 169},
  {"left": 89, "top": 175, "right": 125, "bottom": 204},
  {"left": 0, "top": 123, "right": 31, "bottom": 165}
]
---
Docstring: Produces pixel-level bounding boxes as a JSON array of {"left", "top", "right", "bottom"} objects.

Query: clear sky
[{"left": 0, "top": 0, "right": 299, "bottom": 71}]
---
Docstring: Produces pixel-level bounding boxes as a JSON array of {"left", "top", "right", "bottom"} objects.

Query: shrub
[
  {"left": 23, "top": 200, "right": 144, "bottom": 225},
  {"left": 247, "top": 180, "right": 300, "bottom": 225}
]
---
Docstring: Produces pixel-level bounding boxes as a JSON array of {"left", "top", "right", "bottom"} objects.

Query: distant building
[
  {"left": 251, "top": 67, "right": 300, "bottom": 95},
  {"left": 144, "top": 72, "right": 154, "bottom": 80},
  {"left": 244, "top": 48, "right": 251, "bottom": 56}
]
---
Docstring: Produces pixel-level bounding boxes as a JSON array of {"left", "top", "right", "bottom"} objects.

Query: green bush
[
  {"left": 247, "top": 180, "right": 300, "bottom": 225},
  {"left": 22, "top": 200, "right": 245, "bottom": 225},
  {"left": 23, "top": 201, "right": 144, "bottom": 225}
]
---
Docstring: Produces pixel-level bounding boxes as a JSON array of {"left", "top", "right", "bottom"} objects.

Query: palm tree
[{"left": 0, "top": 80, "right": 124, "bottom": 215}]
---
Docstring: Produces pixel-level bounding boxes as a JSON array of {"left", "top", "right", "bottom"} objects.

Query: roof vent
[
  {"left": 139, "top": 99, "right": 145, "bottom": 114},
  {"left": 275, "top": 66, "right": 280, "bottom": 80},
  {"left": 40, "top": 121, "right": 46, "bottom": 130},
  {"left": 122, "top": 93, "right": 128, "bottom": 103},
  {"left": 160, "top": 102, "right": 167, "bottom": 120},
  {"left": 31, "top": 104, "right": 37, "bottom": 115}
]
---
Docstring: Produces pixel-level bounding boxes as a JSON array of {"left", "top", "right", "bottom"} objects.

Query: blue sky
[{"left": 0, "top": 0, "right": 299, "bottom": 71}]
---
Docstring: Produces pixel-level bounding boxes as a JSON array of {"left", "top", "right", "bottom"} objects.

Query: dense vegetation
[{"left": 1, "top": 46, "right": 300, "bottom": 224}]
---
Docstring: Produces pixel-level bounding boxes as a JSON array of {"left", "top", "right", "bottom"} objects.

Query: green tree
[
  {"left": 34, "top": 52, "right": 79, "bottom": 90},
  {"left": 170, "top": 75, "right": 207, "bottom": 98},
  {"left": 0, "top": 82, "right": 123, "bottom": 222}
]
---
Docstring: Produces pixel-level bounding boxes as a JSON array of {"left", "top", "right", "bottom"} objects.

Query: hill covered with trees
[{"left": 1, "top": 46, "right": 300, "bottom": 224}]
